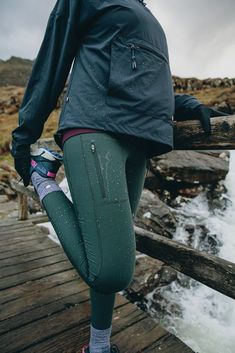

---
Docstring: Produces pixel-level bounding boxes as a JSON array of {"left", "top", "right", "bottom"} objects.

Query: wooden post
[{"left": 18, "top": 192, "right": 28, "bottom": 220}]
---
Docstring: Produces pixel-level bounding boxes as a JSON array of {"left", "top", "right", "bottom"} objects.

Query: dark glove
[
  {"left": 193, "top": 105, "right": 229, "bottom": 135},
  {"left": 14, "top": 157, "right": 31, "bottom": 187},
  {"left": 176, "top": 104, "right": 229, "bottom": 135},
  {"left": 11, "top": 143, "right": 31, "bottom": 187}
]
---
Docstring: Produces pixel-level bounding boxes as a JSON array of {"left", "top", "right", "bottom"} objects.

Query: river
[{"left": 144, "top": 150, "right": 235, "bottom": 353}]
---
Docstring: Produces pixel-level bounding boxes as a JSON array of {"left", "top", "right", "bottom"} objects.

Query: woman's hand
[
  {"left": 191, "top": 105, "right": 229, "bottom": 135},
  {"left": 14, "top": 156, "right": 31, "bottom": 187},
  {"left": 11, "top": 142, "right": 31, "bottom": 187}
]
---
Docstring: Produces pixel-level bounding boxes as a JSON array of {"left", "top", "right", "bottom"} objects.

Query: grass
[{"left": 0, "top": 108, "right": 60, "bottom": 166}]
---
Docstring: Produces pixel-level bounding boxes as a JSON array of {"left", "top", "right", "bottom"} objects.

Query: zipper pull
[
  {"left": 91, "top": 143, "right": 96, "bottom": 153},
  {"left": 130, "top": 44, "right": 137, "bottom": 70}
]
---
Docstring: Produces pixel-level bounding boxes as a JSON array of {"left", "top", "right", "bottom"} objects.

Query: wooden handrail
[
  {"left": 7, "top": 114, "right": 233, "bottom": 154},
  {"left": 135, "top": 226, "right": 235, "bottom": 300},
  {"left": 29, "top": 114, "right": 235, "bottom": 151},
  {"left": 173, "top": 115, "right": 235, "bottom": 150}
]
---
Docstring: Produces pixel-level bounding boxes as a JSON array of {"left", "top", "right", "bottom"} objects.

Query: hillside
[{"left": 0, "top": 56, "right": 34, "bottom": 86}]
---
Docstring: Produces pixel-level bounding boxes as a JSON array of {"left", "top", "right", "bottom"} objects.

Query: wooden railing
[{"left": 10, "top": 115, "right": 235, "bottom": 300}]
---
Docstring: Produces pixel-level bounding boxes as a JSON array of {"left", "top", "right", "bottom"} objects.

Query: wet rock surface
[{"left": 134, "top": 188, "right": 177, "bottom": 238}]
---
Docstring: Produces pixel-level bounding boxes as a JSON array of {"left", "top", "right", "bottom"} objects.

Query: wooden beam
[
  {"left": 10, "top": 179, "right": 40, "bottom": 204},
  {"left": 173, "top": 114, "right": 235, "bottom": 150},
  {"left": 31, "top": 115, "right": 235, "bottom": 152},
  {"left": 135, "top": 225, "right": 235, "bottom": 300}
]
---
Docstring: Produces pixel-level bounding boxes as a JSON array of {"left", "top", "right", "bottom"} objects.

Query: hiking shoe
[
  {"left": 81, "top": 343, "right": 120, "bottom": 353},
  {"left": 30, "top": 147, "right": 63, "bottom": 178}
]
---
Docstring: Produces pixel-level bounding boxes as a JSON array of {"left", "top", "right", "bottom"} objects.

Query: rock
[
  {"left": 0, "top": 162, "right": 18, "bottom": 198},
  {"left": 134, "top": 189, "right": 177, "bottom": 238},
  {"left": 124, "top": 251, "right": 177, "bottom": 304},
  {"left": 149, "top": 150, "right": 230, "bottom": 185},
  {"left": 173, "top": 75, "right": 235, "bottom": 92}
]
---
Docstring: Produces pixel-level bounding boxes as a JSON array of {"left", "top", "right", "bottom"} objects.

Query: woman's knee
[{"left": 90, "top": 260, "right": 135, "bottom": 294}]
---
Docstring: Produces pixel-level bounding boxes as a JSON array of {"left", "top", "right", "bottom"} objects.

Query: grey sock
[
  {"left": 31, "top": 171, "right": 62, "bottom": 203},
  {"left": 89, "top": 324, "right": 112, "bottom": 353}
]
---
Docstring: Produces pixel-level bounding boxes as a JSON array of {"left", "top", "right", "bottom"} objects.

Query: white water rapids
[{"left": 144, "top": 150, "right": 235, "bottom": 353}]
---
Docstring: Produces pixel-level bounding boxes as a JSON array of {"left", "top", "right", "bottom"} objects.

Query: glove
[
  {"left": 11, "top": 143, "right": 31, "bottom": 187},
  {"left": 14, "top": 157, "right": 31, "bottom": 187},
  {"left": 175, "top": 104, "right": 229, "bottom": 135},
  {"left": 192, "top": 105, "right": 229, "bottom": 135}
]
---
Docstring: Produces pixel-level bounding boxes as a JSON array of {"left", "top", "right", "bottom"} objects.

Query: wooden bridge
[{"left": 0, "top": 214, "right": 194, "bottom": 353}]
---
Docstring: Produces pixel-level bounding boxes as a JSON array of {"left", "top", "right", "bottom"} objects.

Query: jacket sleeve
[
  {"left": 11, "top": 0, "right": 84, "bottom": 157},
  {"left": 173, "top": 93, "right": 203, "bottom": 121}
]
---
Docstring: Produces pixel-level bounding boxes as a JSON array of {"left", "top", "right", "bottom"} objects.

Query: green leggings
[{"left": 42, "top": 132, "right": 147, "bottom": 329}]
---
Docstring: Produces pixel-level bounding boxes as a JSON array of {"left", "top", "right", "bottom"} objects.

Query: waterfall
[{"left": 144, "top": 151, "right": 235, "bottom": 353}]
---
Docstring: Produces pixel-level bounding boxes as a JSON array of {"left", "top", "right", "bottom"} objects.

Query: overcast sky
[{"left": 0, "top": 0, "right": 234, "bottom": 79}]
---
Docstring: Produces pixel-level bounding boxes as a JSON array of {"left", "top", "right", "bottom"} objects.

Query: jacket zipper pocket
[
  {"left": 90, "top": 142, "right": 106, "bottom": 198},
  {"left": 126, "top": 41, "right": 169, "bottom": 70},
  {"left": 60, "top": 60, "right": 77, "bottom": 116}
]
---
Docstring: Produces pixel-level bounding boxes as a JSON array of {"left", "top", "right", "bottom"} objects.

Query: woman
[{"left": 11, "top": 1, "right": 227, "bottom": 352}]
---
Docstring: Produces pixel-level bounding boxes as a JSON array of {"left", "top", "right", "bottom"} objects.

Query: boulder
[
  {"left": 149, "top": 150, "right": 229, "bottom": 185},
  {"left": 124, "top": 251, "right": 177, "bottom": 303},
  {"left": 134, "top": 189, "right": 177, "bottom": 238}
]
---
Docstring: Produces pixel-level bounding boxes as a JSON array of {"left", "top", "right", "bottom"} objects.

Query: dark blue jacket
[{"left": 11, "top": 0, "right": 202, "bottom": 158}]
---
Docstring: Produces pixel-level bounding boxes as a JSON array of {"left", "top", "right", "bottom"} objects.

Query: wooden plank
[
  {"left": 112, "top": 316, "right": 168, "bottom": 353},
  {"left": 0, "top": 222, "right": 47, "bottom": 233},
  {"left": 28, "top": 214, "right": 49, "bottom": 224},
  {"left": 1, "top": 279, "right": 87, "bottom": 322},
  {"left": 0, "top": 253, "right": 68, "bottom": 279},
  {"left": 0, "top": 260, "right": 73, "bottom": 290},
  {"left": 0, "top": 231, "right": 48, "bottom": 245},
  {"left": 10, "top": 179, "right": 40, "bottom": 203},
  {"left": 0, "top": 228, "right": 45, "bottom": 240},
  {"left": 20, "top": 322, "right": 91, "bottom": 353},
  {"left": 0, "top": 220, "right": 38, "bottom": 230},
  {"left": 0, "top": 217, "right": 32, "bottom": 227},
  {"left": 0, "top": 291, "right": 89, "bottom": 337},
  {"left": 0, "top": 290, "right": 129, "bottom": 337},
  {"left": 143, "top": 333, "right": 194, "bottom": 353},
  {"left": 0, "top": 293, "right": 130, "bottom": 353},
  {"left": 0, "top": 240, "right": 58, "bottom": 260},
  {"left": 0, "top": 247, "right": 62, "bottom": 268},
  {"left": 3, "top": 298, "right": 144, "bottom": 353},
  {"left": 0, "top": 214, "right": 47, "bottom": 229},
  {"left": 0, "top": 269, "right": 78, "bottom": 305},
  {"left": 0, "top": 295, "right": 92, "bottom": 352},
  {"left": 135, "top": 225, "right": 235, "bottom": 299}
]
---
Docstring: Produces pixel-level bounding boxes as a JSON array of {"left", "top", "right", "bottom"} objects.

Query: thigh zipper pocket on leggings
[{"left": 90, "top": 142, "right": 106, "bottom": 198}]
